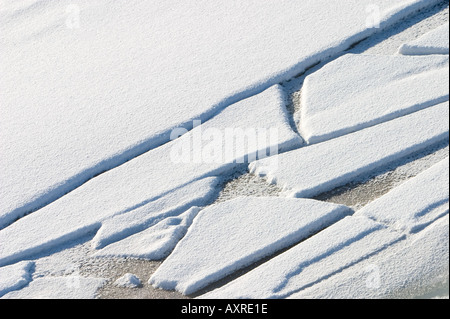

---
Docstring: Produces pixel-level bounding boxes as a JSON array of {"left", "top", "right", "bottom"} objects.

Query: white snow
[
  {"left": 299, "top": 54, "right": 449, "bottom": 144},
  {"left": 113, "top": 274, "right": 142, "bottom": 289},
  {"left": 94, "top": 207, "right": 200, "bottom": 260},
  {"left": 200, "top": 215, "right": 403, "bottom": 299},
  {"left": 250, "top": 102, "right": 449, "bottom": 199},
  {"left": 1, "top": 276, "right": 106, "bottom": 299},
  {"left": 149, "top": 197, "right": 352, "bottom": 295},
  {"left": 0, "top": 261, "right": 34, "bottom": 297},
  {"left": 0, "top": 0, "right": 442, "bottom": 228},
  {"left": 0, "top": 85, "right": 300, "bottom": 268},
  {"left": 91, "top": 178, "right": 219, "bottom": 250},
  {"left": 398, "top": 22, "right": 450, "bottom": 55},
  {"left": 357, "top": 158, "right": 449, "bottom": 233},
  {"left": 291, "top": 215, "right": 449, "bottom": 299}
]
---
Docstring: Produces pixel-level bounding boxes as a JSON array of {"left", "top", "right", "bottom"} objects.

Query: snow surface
[
  {"left": 149, "top": 197, "right": 352, "bottom": 295},
  {"left": 113, "top": 274, "right": 142, "bottom": 289},
  {"left": 1, "top": 276, "right": 106, "bottom": 299},
  {"left": 291, "top": 215, "right": 449, "bottom": 299},
  {"left": 200, "top": 216, "right": 403, "bottom": 299},
  {"left": 91, "top": 178, "right": 219, "bottom": 250},
  {"left": 300, "top": 54, "right": 449, "bottom": 144},
  {"left": 94, "top": 207, "right": 201, "bottom": 260},
  {"left": 0, "top": 0, "right": 448, "bottom": 300},
  {"left": 398, "top": 22, "right": 450, "bottom": 55},
  {"left": 0, "top": 0, "right": 442, "bottom": 228},
  {"left": 0, "top": 85, "right": 300, "bottom": 268},
  {"left": 0, "top": 261, "right": 34, "bottom": 297},
  {"left": 250, "top": 102, "right": 449, "bottom": 199},
  {"left": 357, "top": 158, "right": 449, "bottom": 233}
]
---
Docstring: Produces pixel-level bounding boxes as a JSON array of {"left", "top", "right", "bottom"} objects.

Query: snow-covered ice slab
[
  {"left": 250, "top": 102, "right": 449, "bottom": 199},
  {"left": 1, "top": 276, "right": 106, "bottom": 299},
  {"left": 201, "top": 216, "right": 403, "bottom": 299},
  {"left": 94, "top": 207, "right": 200, "bottom": 260},
  {"left": 0, "top": 261, "right": 34, "bottom": 297},
  {"left": 300, "top": 54, "right": 449, "bottom": 144},
  {"left": 398, "top": 22, "right": 450, "bottom": 55},
  {"left": 357, "top": 158, "right": 449, "bottom": 233},
  {"left": 291, "top": 215, "right": 449, "bottom": 299},
  {"left": 0, "top": 86, "right": 300, "bottom": 267},
  {"left": 149, "top": 197, "right": 352, "bottom": 295},
  {"left": 91, "top": 178, "right": 219, "bottom": 250},
  {"left": 0, "top": 0, "right": 442, "bottom": 229}
]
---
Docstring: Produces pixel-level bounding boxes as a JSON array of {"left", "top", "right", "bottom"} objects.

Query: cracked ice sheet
[
  {"left": 0, "top": 261, "right": 34, "bottom": 297},
  {"left": 0, "top": 85, "right": 300, "bottom": 267},
  {"left": 91, "top": 178, "right": 219, "bottom": 250},
  {"left": 149, "top": 197, "right": 352, "bottom": 295},
  {"left": 93, "top": 207, "right": 201, "bottom": 261},
  {"left": 291, "top": 215, "right": 449, "bottom": 299},
  {"left": 1, "top": 276, "right": 106, "bottom": 299},
  {"left": 398, "top": 22, "right": 450, "bottom": 55},
  {"left": 0, "top": 0, "right": 443, "bottom": 228},
  {"left": 357, "top": 158, "right": 449, "bottom": 234},
  {"left": 299, "top": 54, "right": 449, "bottom": 144},
  {"left": 200, "top": 216, "right": 404, "bottom": 299},
  {"left": 250, "top": 102, "right": 449, "bottom": 199}
]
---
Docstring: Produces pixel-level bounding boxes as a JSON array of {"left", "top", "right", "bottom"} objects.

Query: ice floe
[
  {"left": 250, "top": 102, "right": 449, "bottom": 199},
  {"left": 291, "top": 215, "right": 449, "bottom": 299},
  {"left": 357, "top": 158, "right": 449, "bottom": 233},
  {"left": 91, "top": 178, "right": 219, "bottom": 250},
  {"left": 200, "top": 216, "right": 404, "bottom": 299},
  {"left": 398, "top": 22, "right": 449, "bottom": 55},
  {"left": 0, "top": 0, "right": 441, "bottom": 228},
  {"left": 300, "top": 54, "right": 449, "bottom": 144},
  {"left": 0, "top": 261, "right": 34, "bottom": 297},
  {"left": 149, "top": 197, "right": 352, "bottom": 295},
  {"left": 0, "top": 85, "right": 299, "bottom": 267},
  {"left": 1, "top": 276, "right": 106, "bottom": 299},
  {"left": 94, "top": 207, "right": 201, "bottom": 260}
]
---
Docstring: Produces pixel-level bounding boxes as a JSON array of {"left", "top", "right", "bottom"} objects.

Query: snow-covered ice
[
  {"left": 1, "top": 0, "right": 437, "bottom": 228},
  {"left": 291, "top": 214, "right": 449, "bottom": 299},
  {"left": 113, "top": 274, "right": 142, "bottom": 289},
  {"left": 1, "top": 276, "right": 106, "bottom": 299},
  {"left": 250, "top": 102, "right": 449, "bottom": 199},
  {"left": 299, "top": 54, "right": 449, "bottom": 144},
  {"left": 94, "top": 207, "right": 201, "bottom": 260},
  {"left": 149, "top": 197, "right": 352, "bottom": 295},
  {"left": 0, "top": 261, "right": 34, "bottom": 297},
  {"left": 398, "top": 22, "right": 450, "bottom": 55},
  {"left": 1, "top": 0, "right": 448, "bottom": 300},
  {"left": 91, "top": 178, "right": 219, "bottom": 250},
  {"left": 0, "top": 85, "right": 300, "bottom": 267},
  {"left": 357, "top": 158, "right": 449, "bottom": 233},
  {"left": 200, "top": 216, "right": 404, "bottom": 299}
]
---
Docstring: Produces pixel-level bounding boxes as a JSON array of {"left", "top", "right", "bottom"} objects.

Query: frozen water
[
  {"left": 1, "top": 0, "right": 435, "bottom": 227},
  {"left": 0, "top": 85, "right": 299, "bottom": 267},
  {"left": 149, "top": 197, "right": 352, "bottom": 295},
  {"left": 200, "top": 216, "right": 403, "bottom": 299},
  {"left": 300, "top": 54, "right": 448, "bottom": 144},
  {"left": 398, "top": 22, "right": 450, "bottom": 55},
  {"left": 0, "top": 261, "right": 34, "bottom": 297},
  {"left": 250, "top": 102, "right": 449, "bottom": 199},
  {"left": 357, "top": 158, "right": 449, "bottom": 233}
]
